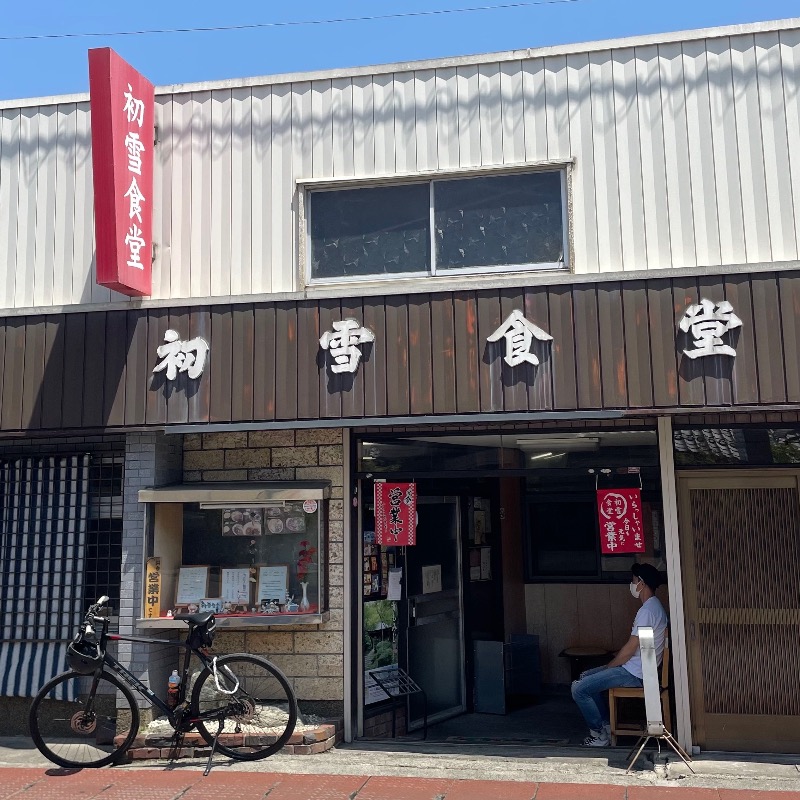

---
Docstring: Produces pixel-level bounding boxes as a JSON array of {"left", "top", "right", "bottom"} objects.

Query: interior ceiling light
[{"left": 516, "top": 436, "right": 600, "bottom": 452}]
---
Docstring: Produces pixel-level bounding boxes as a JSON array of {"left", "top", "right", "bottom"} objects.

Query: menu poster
[
  {"left": 222, "top": 508, "right": 263, "bottom": 537},
  {"left": 258, "top": 565, "right": 289, "bottom": 604},
  {"left": 221, "top": 567, "right": 252, "bottom": 605},
  {"left": 175, "top": 566, "right": 209, "bottom": 606}
]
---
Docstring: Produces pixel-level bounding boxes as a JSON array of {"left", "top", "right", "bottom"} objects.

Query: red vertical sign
[
  {"left": 597, "top": 488, "right": 644, "bottom": 554},
  {"left": 88, "top": 48, "right": 154, "bottom": 297},
  {"left": 374, "top": 482, "right": 417, "bottom": 546}
]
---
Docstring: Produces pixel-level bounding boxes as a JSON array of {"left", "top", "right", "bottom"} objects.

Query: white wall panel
[
  {"left": 659, "top": 43, "right": 696, "bottom": 270},
  {"left": 731, "top": 35, "right": 772, "bottom": 263},
  {"left": 500, "top": 61, "right": 525, "bottom": 165},
  {"left": 612, "top": 49, "right": 647, "bottom": 270},
  {"left": 332, "top": 78, "right": 355, "bottom": 178},
  {"left": 635, "top": 45, "right": 671, "bottom": 270},
  {"left": 190, "top": 92, "right": 212, "bottom": 298},
  {"left": 706, "top": 38, "right": 745, "bottom": 266},
  {"left": 779, "top": 29, "right": 800, "bottom": 258},
  {"left": 434, "top": 67, "right": 459, "bottom": 170},
  {"left": 414, "top": 70, "right": 437, "bottom": 173},
  {"left": 589, "top": 51, "right": 623, "bottom": 270},
  {"left": 3, "top": 30, "right": 800, "bottom": 310},
  {"left": 757, "top": 32, "right": 797, "bottom": 262},
  {"left": 210, "top": 89, "right": 232, "bottom": 298},
  {"left": 250, "top": 86, "right": 272, "bottom": 294},
  {"left": 567, "top": 52, "right": 599, "bottom": 273},
  {"left": 0, "top": 110, "right": 21, "bottom": 308},
  {"left": 230, "top": 87, "right": 253, "bottom": 296}
]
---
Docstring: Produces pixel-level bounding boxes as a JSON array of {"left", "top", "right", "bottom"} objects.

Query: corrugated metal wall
[
  {"left": 0, "top": 271, "right": 797, "bottom": 433},
  {"left": 3, "top": 30, "right": 800, "bottom": 309}
]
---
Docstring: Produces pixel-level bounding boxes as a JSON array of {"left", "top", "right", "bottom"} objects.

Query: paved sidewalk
[{"left": 1, "top": 767, "right": 800, "bottom": 799}]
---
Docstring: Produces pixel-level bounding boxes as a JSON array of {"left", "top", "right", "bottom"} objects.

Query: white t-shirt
[{"left": 622, "top": 596, "right": 668, "bottom": 679}]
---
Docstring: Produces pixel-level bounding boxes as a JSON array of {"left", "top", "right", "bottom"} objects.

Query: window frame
[{"left": 301, "top": 162, "right": 572, "bottom": 286}]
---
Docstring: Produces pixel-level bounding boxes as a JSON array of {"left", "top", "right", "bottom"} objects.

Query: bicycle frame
[{"left": 94, "top": 623, "right": 226, "bottom": 728}]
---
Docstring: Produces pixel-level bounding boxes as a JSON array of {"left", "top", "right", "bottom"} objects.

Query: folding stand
[
  {"left": 626, "top": 723, "right": 695, "bottom": 774},
  {"left": 626, "top": 626, "right": 694, "bottom": 775},
  {"left": 368, "top": 665, "right": 427, "bottom": 740}
]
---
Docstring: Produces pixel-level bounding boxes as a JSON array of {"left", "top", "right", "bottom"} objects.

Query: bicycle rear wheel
[
  {"left": 29, "top": 670, "right": 139, "bottom": 768},
  {"left": 191, "top": 654, "right": 297, "bottom": 760}
]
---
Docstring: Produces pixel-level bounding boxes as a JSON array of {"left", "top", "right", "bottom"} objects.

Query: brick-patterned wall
[
  {"left": 119, "top": 432, "right": 183, "bottom": 725},
  {"left": 183, "top": 429, "right": 345, "bottom": 712}
]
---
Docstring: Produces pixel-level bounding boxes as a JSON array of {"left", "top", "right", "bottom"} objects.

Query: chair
[{"left": 608, "top": 636, "right": 671, "bottom": 747}]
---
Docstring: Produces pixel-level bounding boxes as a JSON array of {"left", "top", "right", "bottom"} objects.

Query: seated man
[{"left": 571, "top": 562, "right": 668, "bottom": 747}]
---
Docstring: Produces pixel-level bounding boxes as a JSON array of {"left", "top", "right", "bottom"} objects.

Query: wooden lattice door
[{"left": 677, "top": 471, "right": 800, "bottom": 753}]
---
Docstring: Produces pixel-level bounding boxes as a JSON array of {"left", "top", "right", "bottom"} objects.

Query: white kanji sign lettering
[
  {"left": 153, "top": 330, "right": 209, "bottom": 381},
  {"left": 123, "top": 83, "right": 145, "bottom": 127},
  {"left": 679, "top": 299, "right": 742, "bottom": 359},
  {"left": 124, "top": 224, "right": 145, "bottom": 269},
  {"left": 124, "top": 176, "right": 146, "bottom": 223},
  {"left": 319, "top": 319, "right": 375, "bottom": 374},
  {"left": 487, "top": 309, "right": 553, "bottom": 366},
  {"left": 124, "top": 131, "right": 145, "bottom": 176}
]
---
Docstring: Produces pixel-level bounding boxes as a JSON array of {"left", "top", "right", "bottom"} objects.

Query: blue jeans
[{"left": 570, "top": 665, "right": 643, "bottom": 732}]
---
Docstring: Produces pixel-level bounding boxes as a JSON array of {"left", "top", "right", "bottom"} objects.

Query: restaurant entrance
[{"left": 357, "top": 427, "right": 665, "bottom": 742}]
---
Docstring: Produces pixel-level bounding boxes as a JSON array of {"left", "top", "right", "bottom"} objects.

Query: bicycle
[{"left": 29, "top": 596, "right": 298, "bottom": 773}]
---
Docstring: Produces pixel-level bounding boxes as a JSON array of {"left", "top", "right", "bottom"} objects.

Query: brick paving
[{"left": 1, "top": 768, "right": 799, "bottom": 799}]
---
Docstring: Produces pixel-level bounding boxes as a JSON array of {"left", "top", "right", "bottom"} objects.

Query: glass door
[{"left": 402, "top": 496, "right": 465, "bottom": 728}]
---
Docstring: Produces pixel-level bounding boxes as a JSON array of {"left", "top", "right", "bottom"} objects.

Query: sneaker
[
  {"left": 583, "top": 729, "right": 610, "bottom": 747},
  {"left": 602, "top": 723, "right": 612, "bottom": 738}
]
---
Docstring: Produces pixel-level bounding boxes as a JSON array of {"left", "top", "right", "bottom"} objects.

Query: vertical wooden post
[{"left": 657, "top": 416, "right": 694, "bottom": 751}]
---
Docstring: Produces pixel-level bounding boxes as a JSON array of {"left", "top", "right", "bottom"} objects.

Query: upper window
[{"left": 308, "top": 170, "right": 567, "bottom": 282}]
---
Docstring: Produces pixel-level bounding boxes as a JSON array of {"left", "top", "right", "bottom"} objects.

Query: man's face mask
[{"left": 629, "top": 577, "right": 643, "bottom": 598}]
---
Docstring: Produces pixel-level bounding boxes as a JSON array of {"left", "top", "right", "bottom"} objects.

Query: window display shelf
[{"left": 136, "top": 610, "right": 331, "bottom": 629}]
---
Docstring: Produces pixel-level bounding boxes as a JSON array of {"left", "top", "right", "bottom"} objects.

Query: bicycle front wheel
[
  {"left": 29, "top": 670, "right": 139, "bottom": 768},
  {"left": 191, "top": 654, "right": 297, "bottom": 760}
]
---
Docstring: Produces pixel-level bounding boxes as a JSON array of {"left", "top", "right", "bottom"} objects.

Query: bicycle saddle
[{"left": 174, "top": 611, "right": 214, "bottom": 626}]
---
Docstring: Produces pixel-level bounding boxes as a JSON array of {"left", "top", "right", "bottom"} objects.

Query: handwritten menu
[
  {"left": 258, "top": 566, "right": 289, "bottom": 603},
  {"left": 221, "top": 568, "right": 252, "bottom": 604},
  {"left": 176, "top": 566, "right": 209, "bottom": 605}
]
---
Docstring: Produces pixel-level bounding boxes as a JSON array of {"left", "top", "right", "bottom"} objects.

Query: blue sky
[{"left": 1, "top": 0, "right": 799, "bottom": 101}]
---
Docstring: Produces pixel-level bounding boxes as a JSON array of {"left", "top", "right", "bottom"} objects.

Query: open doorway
[{"left": 356, "top": 428, "right": 665, "bottom": 746}]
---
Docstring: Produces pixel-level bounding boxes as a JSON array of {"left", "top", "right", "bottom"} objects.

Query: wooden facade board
[
  {"left": 165, "top": 308, "right": 190, "bottom": 425},
  {"left": 41, "top": 316, "right": 63, "bottom": 430},
  {"left": 724, "top": 275, "right": 760, "bottom": 405},
  {"left": 81, "top": 313, "right": 106, "bottom": 428},
  {"left": 546, "top": 284, "right": 578, "bottom": 410},
  {"left": 453, "top": 291, "right": 480, "bottom": 413},
  {"left": 596, "top": 282, "right": 628, "bottom": 408},
  {"left": 103, "top": 311, "right": 127, "bottom": 428},
  {"left": 318, "top": 299, "right": 343, "bottom": 419},
  {"left": 750, "top": 274, "right": 786, "bottom": 404},
  {"left": 296, "top": 301, "right": 321, "bottom": 420},
  {"left": 188, "top": 307, "right": 213, "bottom": 424},
  {"left": 647, "top": 279, "right": 679, "bottom": 407},
  {"left": 778, "top": 274, "right": 800, "bottom": 402},
  {"left": 696, "top": 275, "right": 733, "bottom": 408},
  {"left": 340, "top": 300, "right": 367, "bottom": 419},
  {"left": 407, "top": 294, "right": 434, "bottom": 416},
  {"left": 252, "top": 304, "right": 276, "bottom": 420},
  {"left": 672, "top": 276, "right": 706, "bottom": 407},
  {"left": 60, "top": 314, "right": 86, "bottom": 429},
  {"left": 209, "top": 306, "right": 233, "bottom": 423},
  {"left": 621, "top": 280, "right": 653, "bottom": 408},
  {"left": 0, "top": 272, "right": 796, "bottom": 433},
  {"left": 430, "top": 294, "right": 457, "bottom": 414},
  {"left": 572, "top": 286, "right": 602, "bottom": 409},
  {"left": 384, "top": 296, "right": 410, "bottom": 417},
  {"left": 274, "top": 303, "right": 298, "bottom": 420},
  {"left": 231, "top": 305, "right": 255, "bottom": 422},
  {"left": 362, "top": 300, "right": 387, "bottom": 418},
  {"left": 21, "top": 316, "right": 45, "bottom": 430},
  {"left": 523, "top": 287, "right": 554, "bottom": 411}
]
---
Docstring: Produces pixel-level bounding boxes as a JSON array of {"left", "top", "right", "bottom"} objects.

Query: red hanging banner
[
  {"left": 374, "top": 482, "right": 417, "bottom": 546},
  {"left": 88, "top": 47, "right": 154, "bottom": 297},
  {"left": 596, "top": 488, "right": 645, "bottom": 554}
]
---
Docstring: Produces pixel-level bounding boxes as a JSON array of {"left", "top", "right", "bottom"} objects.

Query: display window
[{"left": 138, "top": 483, "right": 329, "bottom": 627}]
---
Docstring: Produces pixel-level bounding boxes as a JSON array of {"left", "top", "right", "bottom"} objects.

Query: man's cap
[{"left": 632, "top": 562, "right": 663, "bottom": 591}]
